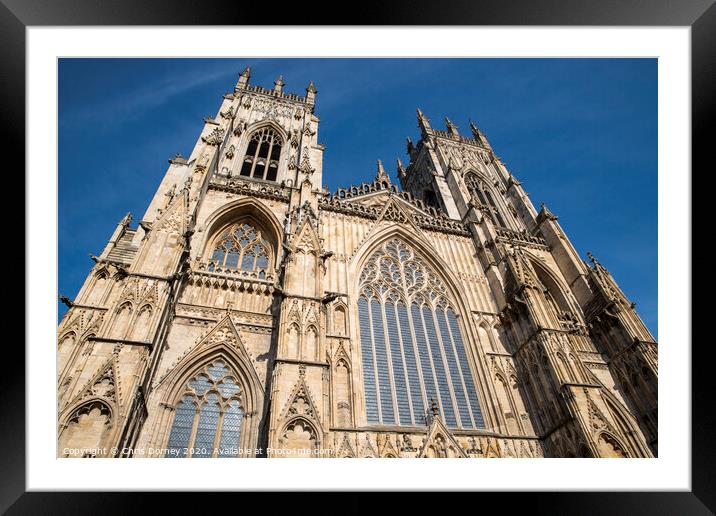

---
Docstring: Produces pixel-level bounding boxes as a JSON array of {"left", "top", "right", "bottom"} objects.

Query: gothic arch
[
  {"left": 243, "top": 119, "right": 289, "bottom": 144},
  {"left": 235, "top": 122, "right": 286, "bottom": 182},
  {"left": 109, "top": 301, "right": 133, "bottom": 340},
  {"left": 350, "top": 224, "right": 468, "bottom": 316},
  {"left": 197, "top": 198, "right": 283, "bottom": 270},
  {"left": 303, "top": 325, "right": 319, "bottom": 362},
  {"left": 351, "top": 229, "right": 490, "bottom": 430},
  {"left": 129, "top": 303, "right": 154, "bottom": 342},
  {"left": 153, "top": 318, "right": 265, "bottom": 457},
  {"left": 58, "top": 397, "right": 116, "bottom": 458},
  {"left": 277, "top": 416, "right": 320, "bottom": 458},
  {"left": 601, "top": 390, "right": 653, "bottom": 457},
  {"left": 595, "top": 430, "right": 628, "bottom": 458},
  {"left": 162, "top": 345, "right": 263, "bottom": 421},
  {"left": 58, "top": 331, "right": 77, "bottom": 375},
  {"left": 522, "top": 251, "right": 580, "bottom": 317},
  {"left": 87, "top": 268, "right": 111, "bottom": 305},
  {"left": 332, "top": 354, "right": 354, "bottom": 428},
  {"left": 330, "top": 300, "right": 349, "bottom": 336},
  {"left": 464, "top": 171, "right": 512, "bottom": 228}
]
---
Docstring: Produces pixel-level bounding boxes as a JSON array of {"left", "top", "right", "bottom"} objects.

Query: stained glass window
[
  {"left": 207, "top": 221, "right": 271, "bottom": 273},
  {"left": 358, "top": 238, "right": 485, "bottom": 429},
  {"left": 165, "top": 361, "right": 245, "bottom": 457}
]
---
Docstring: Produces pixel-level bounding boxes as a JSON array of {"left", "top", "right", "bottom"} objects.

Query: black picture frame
[{"left": 3, "top": 0, "right": 707, "bottom": 512}]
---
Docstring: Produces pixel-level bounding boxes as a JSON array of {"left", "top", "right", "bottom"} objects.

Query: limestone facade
[{"left": 57, "top": 68, "right": 657, "bottom": 458}]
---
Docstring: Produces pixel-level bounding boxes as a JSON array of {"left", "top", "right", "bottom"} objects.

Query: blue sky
[{"left": 58, "top": 58, "right": 657, "bottom": 336}]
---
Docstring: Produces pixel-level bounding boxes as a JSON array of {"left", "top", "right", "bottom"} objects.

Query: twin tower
[{"left": 57, "top": 68, "right": 657, "bottom": 459}]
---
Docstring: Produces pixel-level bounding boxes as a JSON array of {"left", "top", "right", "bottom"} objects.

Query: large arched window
[
  {"left": 357, "top": 238, "right": 485, "bottom": 429},
  {"left": 465, "top": 173, "right": 507, "bottom": 228},
  {"left": 207, "top": 221, "right": 271, "bottom": 274},
  {"left": 165, "top": 360, "right": 244, "bottom": 458},
  {"left": 239, "top": 127, "right": 282, "bottom": 181}
]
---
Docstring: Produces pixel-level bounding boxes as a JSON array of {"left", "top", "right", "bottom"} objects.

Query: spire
[
  {"left": 469, "top": 119, "right": 480, "bottom": 139},
  {"left": 235, "top": 66, "right": 251, "bottom": 90},
  {"left": 417, "top": 107, "right": 431, "bottom": 132},
  {"left": 396, "top": 158, "right": 406, "bottom": 179},
  {"left": 305, "top": 80, "right": 317, "bottom": 105},
  {"left": 273, "top": 74, "right": 285, "bottom": 93},
  {"left": 120, "top": 212, "right": 133, "bottom": 227},
  {"left": 470, "top": 119, "right": 492, "bottom": 149},
  {"left": 375, "top": 159, "right": 391, "bottom": 183},
  {"left": 445, "top": 116, "right": 459, "bottom": 136}
]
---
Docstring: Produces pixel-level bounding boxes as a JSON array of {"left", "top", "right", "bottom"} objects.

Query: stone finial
[
  {"left": 430, "top": 397, "right": 440, "bottom": 417},
  {"left": 375, "top": 159, "right": 390, "bottom": 183},
  {"left": 470, "top": 119, "right": 492, "bottom": 149},
  {"left": 120, "top": 212, "right": 133, "bottom": 227},
  {"left": 396, "top": 158, "right": 406, "bottom": 179},
  {"left": 445, "top": 116, "right": 459, "bottom": 136},
  {"left": 417, "top": 107, "right": 431, "bottom": 130},
  {"left": 305, "top": 80, "right": 317, "bottom": 105},
  {"left": 273, "top": 74, "right": 285, "bottom": 93},
  {"left": 236, "top": 66, "right": 251, "bottom": 90}
]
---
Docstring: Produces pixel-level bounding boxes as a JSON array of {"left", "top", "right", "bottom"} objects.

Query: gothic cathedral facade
[{"left": 57, "top": 68, "right": 658, "bottom": 459}]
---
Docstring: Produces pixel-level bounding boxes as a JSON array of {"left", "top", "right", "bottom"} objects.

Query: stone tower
[{"left": 57, "top": 68, "right": 657, "bottom": 459}]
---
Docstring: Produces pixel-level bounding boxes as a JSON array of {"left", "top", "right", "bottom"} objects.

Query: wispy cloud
[{"left": 60, "top": 60, "right": 255, "bottom": 128}]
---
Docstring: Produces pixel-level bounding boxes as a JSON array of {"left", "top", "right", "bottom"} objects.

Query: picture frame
[{"left": 3, "top": 0, "right": 707, "bottom": 511}]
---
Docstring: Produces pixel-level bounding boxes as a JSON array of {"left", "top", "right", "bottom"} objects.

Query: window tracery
[
  {"left": 165, "top": 360, "right": 244, "bottom": 458},
  {"left": 207, "top": 221, "right": 271, "bottom": 274},
  {"left": 465, "top": 173, "right": 507, "bottom": 228},
  {"left": 239, "top": 127, "right": 282, "bottom": 181},
  {"left": 358, "top": 238, "right": 485, "bottom": 429}
]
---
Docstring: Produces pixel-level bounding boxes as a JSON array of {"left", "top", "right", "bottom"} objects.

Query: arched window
[
  {"left": 165, "top": 360, "right": 244, "bottom": 458},
  {"left": 465, "top": 173, "right": 507, "bottom": 228},
  {"left": 357, "top": 238, "right": 485, "bottom": 429},
  {"left": 207, "top": 221, "right": 271, "bottom": 274},
  {"left": 239, "top": 127, "right": 282, "bottom": 181}
]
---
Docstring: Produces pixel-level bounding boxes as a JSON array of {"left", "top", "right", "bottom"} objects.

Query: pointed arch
[
  {"left": 352, "top": 230, "right": 486, "bottom": 430},
  {"left": 303, "top": 325, "right": 318, "bottom": 362},
  {"left": 238, "top": 122, "right": 286, "bottom": 182},
  {"left": 244, "top": 118, "right": 289, "bottom": 143},
  {"left": 595, "top": 430, "right": 629, "bottom": 458},
  {"left": 58, "top": 398, "right": 114, "bottom": 457},
  {"left": 601, "top": 390, "right": 653, "bottom": 457},
  {"left": 58, "top": 331, "right": 77, "bottom": 377},
  {"left": 350, "top": 224, "right": 467, "bottom": 312},
  {"left": 464, "top": 171, "right": 509, "bottom": 228},
  {"left": 333, "top": 355, "right": 353, "bottom": 428},
  {"left": 129, "top": 303, "right": 153, "bottom": 342},
  {"left": 87, "top": 267, "right": 111, "bottom": 305},
  {"left": 154, "top": 317, "right": 265, "bottom": 457},
  {"left": 109, "top": 301, "right": 133, "bottom": 339},
  {"left": 198, "top": 197, "right": 282, "bottom": 270},
  {"left": 523, "top": 254, "right": 578, "bottom": 316},
  {"left": 331, "top": 300, "right": 348, "bottom": 336}
]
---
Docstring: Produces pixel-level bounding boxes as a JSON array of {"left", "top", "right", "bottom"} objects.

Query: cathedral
[{"left": 57, "top": 67, "right": 658, "bottom": 459}]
